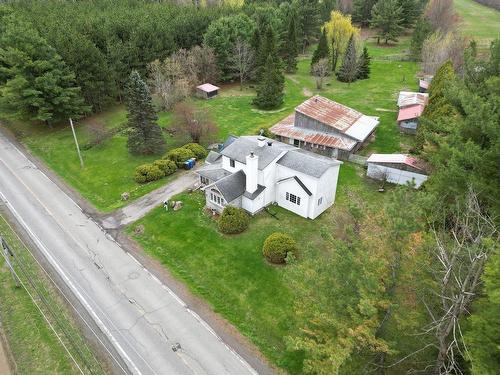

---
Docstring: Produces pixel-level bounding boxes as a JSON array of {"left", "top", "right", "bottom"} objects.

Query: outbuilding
[
  {"left": 397, "top": 103, "right": 425, "bottom": 134},
  {"left": 366, "top": 153, "right": 429, "bottom": 188},
  {"left": 196, "top": 83, "right": 220, "bottom": 99}
]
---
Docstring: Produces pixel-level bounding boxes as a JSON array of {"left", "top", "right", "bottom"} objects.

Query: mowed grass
[
  {"left": 11, "top": 107, "right": 188, "bottom": 212},
  {"left": 129, "top": 163, "right": 389, "bottom": 374},
  {"left": 454, "top": 0, "right": 500, "bottom": 47}
]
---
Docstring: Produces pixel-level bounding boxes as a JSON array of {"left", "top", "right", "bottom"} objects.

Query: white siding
[
  {"left": 367, "top": 163, "right": 428, "bottom": 188},
  {"left": 310, "top": 165, "right": 340, "bottom": 219},
  {"left": 221, "top": 155, "right": 245, "bottom": 173},
  {"left": 276, "top": 179, "right": 310, "bottom": 218}
]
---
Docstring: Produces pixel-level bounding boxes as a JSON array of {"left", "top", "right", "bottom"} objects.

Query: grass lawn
[
  {"left": 0, "top": 215, "right": 103, "bottom": 374},
  {"left": 129, "top": 163, "right": 389, "bottom": 374},
  {"left": 454, "top": 0, "right": 500, "bottom": 48}
]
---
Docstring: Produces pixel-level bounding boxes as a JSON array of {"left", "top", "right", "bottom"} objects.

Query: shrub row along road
[{"left": 0, "top": 132, "right": 257, "bottom": 375}]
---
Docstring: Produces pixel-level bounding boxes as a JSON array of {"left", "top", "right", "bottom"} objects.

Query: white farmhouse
[
  {"left": 366, "top": 153, "right": 429, "bottom": 188},
  {"left": 197, "top": 136, "right": 342, "bottom": 219}
]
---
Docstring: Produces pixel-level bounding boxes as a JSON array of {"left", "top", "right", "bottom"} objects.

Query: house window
[
  {"left": 293, "top": 139, "right": 300, "bottom": 147},
  {"left": 318, "top": 197, "right": 323, "bottom": 206},
  {"left": 210, "top": 190, "right": 224, "bottom": 206},
  {"left": 229, "top": 159, "right": 235, "bottom": 168},
  {"left": 200, "top": 176, "right": 209, "bottom": 185},
  {"left": 286, "top": 192, "right": 300, "bottom": 205}
]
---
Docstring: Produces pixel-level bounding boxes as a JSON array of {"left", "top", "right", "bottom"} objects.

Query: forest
[{"left": 0, "top": 1, "right": 498, "bottom": 374}]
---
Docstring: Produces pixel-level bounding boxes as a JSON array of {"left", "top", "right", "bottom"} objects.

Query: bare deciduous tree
[
  {"left": 422, "top": 190, "right": 497, "bottom": 374},
  {"left": 421, "top": 31, "right": 466, "bottom": 75},
  {"left": 425, "top": 0, "right": 458, "bottom": 33},
  {"left": 312, "top": 58, "right": 330, "bottom": 89},
  {"left": 172, "top": 102, "right": 219, "bottom": 144},
  {"left": 85, "top": 121, "right": 110, "bottom": 147},
  {"left": 228, "top": 39, "right": 254, "bottom": 91}
]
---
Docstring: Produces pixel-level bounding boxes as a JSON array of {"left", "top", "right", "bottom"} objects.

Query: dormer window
[{"left": 230, "top": 159, "right": 235, "bottom": 168}]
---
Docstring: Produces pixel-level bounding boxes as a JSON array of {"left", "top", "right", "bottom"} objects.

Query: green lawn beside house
[{"left": 128, "top": 163, "right": 389, "bottom": 374}]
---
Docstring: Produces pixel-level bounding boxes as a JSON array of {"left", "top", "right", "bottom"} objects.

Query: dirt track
[{"left": 0, "top": 338, "right": 11, "bottom": 375}]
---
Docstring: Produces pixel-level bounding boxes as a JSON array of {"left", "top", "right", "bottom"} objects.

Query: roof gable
[{"left": 277, "top": 176, "right": 312, "bottom": 196}]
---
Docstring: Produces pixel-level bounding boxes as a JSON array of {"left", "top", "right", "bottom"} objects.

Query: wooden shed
[
  {"left": 367, "top": 154, "right": 428, "bottom": 188},
  {"left": 196, "top": 83, "right": 220, "bottom": 99}
]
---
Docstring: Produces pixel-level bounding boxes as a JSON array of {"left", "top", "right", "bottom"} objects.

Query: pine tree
[
  {"left": 284, "top": 13, "right": 299, "bottom": 73},
  {"left": 356, "top": 47, "right": 371, "bottom": 80},
  {"left": 371, "top": 0, "right": 404, "bottom": 44},
  {"left": 255, "top": 26, "right": 278, "bottom": 81},
  {"left": 311, "top": 28, "right": 329, "bottom": 71},
  {"left": 125, "top": 70, "right": 165, "bottom": 155},
  {"left": 297, "top": 0, "right": 321, "bottom": 52},
  {"left": 336, "top": 34, "right": 358, "bottom": 83},
  {"left": 410, "top": 18, "right": 432, "bottom": 60},
  {"left": 253, "top": 54, "right": 285, "bottom": 110},
  {"left": 0, "top": 16, "right": 89, "bottom": 125},
  {"left": 398, "top": 0, "right": 423, "bottom": 28},
  {"left": 353, "top": 0, "right": 378, "bottom": 27}
]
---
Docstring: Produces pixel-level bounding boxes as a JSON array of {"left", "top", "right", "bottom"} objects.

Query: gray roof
[
  {"left": 221, "top": 135, "right": 238, "bottom": 151},
  {"left": 205, "top": 151, "right": 222, "bottom": 164},
  {"left": 243, "top": 185, "right": 266, "bottom": 200},
  {"left": 220, "top": 136, "right": 294, "bottom": 170},
  {"left": 277, "top": 149, "right": 341, "bottom": 178},
  {"left": 277, "top": 176, "right": 312, "bottom": 196},
  {"left": 197, "top": 164, "right": 231, "bottom": 182},
  {"left": 212, "top": 170, "right": 246, "bottom": 202}
]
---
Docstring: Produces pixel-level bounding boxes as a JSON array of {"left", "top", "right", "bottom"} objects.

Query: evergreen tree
[
  {"left": 125, "top": 70, "right": 165, "bottom": 155},
  {"left": 370, "top": 0, "right": 404, "bottom": 44},
  {"left": 283, "top": 12, "right": 299, "bottom": 73},
  {"left": 410, "top": 18, "right": 432, "bottom": 60},
  {"left": 356, "top": 46, "right": 371, "bottom": 80},
  {"left": 398, "top": 0, "right": 423, "bottom": 28},
  {"left": 336, "top": 34, "right": 358, "bottom": 83},
  {"left": 353, "top": 0, "right": 378, "bottom": 27},
  {"left": 255, "top": 26, "right": 279, "bottom": 81},
  {"left": 297, "top": 0, "right": 321, "bottom": 52},
  {"left": 311, "top": 28, "right": 329, "bottom": 71},
  {"left": 253, "top": 54, "right": 285, "bottom": 110},
  {"left": 0, "top": 16, "right": 88, "bottom": 125}
]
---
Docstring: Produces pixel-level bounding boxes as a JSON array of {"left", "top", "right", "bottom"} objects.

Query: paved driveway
[{"left": 0, "top": 133, "right": 257, "bottom": 375}]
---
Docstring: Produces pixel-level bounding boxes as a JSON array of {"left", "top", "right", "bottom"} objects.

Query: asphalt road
[{"left": 0, "top": 132, "right": 258, "bottom": 375}]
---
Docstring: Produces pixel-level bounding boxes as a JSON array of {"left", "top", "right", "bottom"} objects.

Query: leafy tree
[
  {"left": 353, "top": 0, "right": 377, "bottom": 26},
  {"left": 283, "top": 11, "right": 299, "bottom": 73},
  {"left": 0, "top": 16, "right": 88, "bottom": 125},
  {"left": 203, "top": 14, "right": 256, "bottom": 79},
  {"left": 410, "top": 18, "right": 432, "bottom": 60},
  {"left": 311, "top": 28, "right": 329, "bottom": 70},
  {"left": 356, "top": 46, "right": 371, "bottom": 79},
  {"left": 125, "top": 71, "right": 165, "bottom": 155},
  {"left": 336, "top": 34, "right": 358, "bottom": 83},
  {"left": 370, "top": 0, "right": 404, "bottom": 44},
  {"left": 324, "top": 10, "right": 360, "bottom": 72},
  {"left": 253, "top": 54, "right": 285, "bottom": 109},
  {"left": 465, "top": 252, "right": 500, "bottom": 375}
]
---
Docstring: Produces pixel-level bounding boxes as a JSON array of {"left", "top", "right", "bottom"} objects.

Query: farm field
[
  {"left": 5, "top": 38, "right": 418, "bottom": 212},
  {"left": 454, "top": 0, "right": 500, "bottom": 47}
]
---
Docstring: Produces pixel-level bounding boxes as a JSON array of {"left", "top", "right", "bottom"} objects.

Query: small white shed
[
  {"left": 196, "top": 83, "right": 220, "bottom": 99},
  {"left": 366, "top": 154, "right": 429, "bottom": 188}
]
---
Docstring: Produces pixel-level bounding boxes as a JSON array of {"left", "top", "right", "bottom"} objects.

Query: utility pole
[
  {"left": 1, "top": 236, "right": 20, "bottom": 288},
  {"left": 69, "top": 118, "right": 84, "bottom": 168}
]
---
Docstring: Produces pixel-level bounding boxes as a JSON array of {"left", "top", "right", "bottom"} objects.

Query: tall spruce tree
[
  {"left": 371, "top": 0, "right": 404, "bottom": 44},
  {"left": 311, "top": 28, "right": 329, "bottom": 71},
  {"left": 398, "top": 0, "right": 423, "bottom": 28},
  {"left": 125, "top": 70, "right": 165, "bottom": 155},
  {"left": 297, "top": 0, "right": 321, "bottom": 52},
  {"left": 253, "top": 54, "right": 284, "bottom": 109},
  {"left": 356, "top": 46, "right": 371, "bottom": 79},
  {"left": 255, "top": 26, "right": 278, "bottom": 81},
  {"left": 336, "top": 34, "right": 358, "bottom": 83},
  {"left": 353, "top": 0, "right": 378, "bottom": 27},
  {"left": 0, "top": 16, "right": 88, "bottom": 125},
  {"left": 410, "top": 18, "right": 432, "bottom": 60},
  {"left": 284, "top": 13, "right": 299, "bottom": 73}
]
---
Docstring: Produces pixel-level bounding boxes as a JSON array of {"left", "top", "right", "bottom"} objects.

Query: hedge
[
  {"left": 153, "top": 159, "right": 177, "bottom": 176},
  {"left": 262, "top": 232, "right": 297, "bottom": 264},
  {"left": 218, "top": 206, "right": 250, "bottom": 234},
  {"left": 134, "top": 164, "right": 165, "bottom": 183},
  {"left": 183, "top": 143, "right": 208, "bottom": 160},
  {"left": 164, "top": 147, "right": 196, "bottom": 167}
]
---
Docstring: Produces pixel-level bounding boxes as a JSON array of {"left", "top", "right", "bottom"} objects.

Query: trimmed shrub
[
  {"left": 153, "top": 159, "right": 177, "bottom": 176},
  {"left": 218, "top": 206, "right": 250, "bottom": 234},
  {"left": 183, "top": 143, "right": 208, "bottom": 160},
  {"left": 262, "top": 232, "right": 297, "bottom": 264},
  {"left": 164, "top": 147, "right": 195, "bottom": 167},
  {"left": 134, "top": 163, "right": 165, "bottom": 183}
]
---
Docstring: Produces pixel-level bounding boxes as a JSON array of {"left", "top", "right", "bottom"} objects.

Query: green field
[
  {"left": 6, "top": 38, "right": 417, "bottom": 212},
  {"left": 455, "top": 0, "right": 500, "bottom": 46},
  {"left": 129, "top": 163, "right": 388, "bottom": 374},
  {"left": 0, "top": 215, "right": 103, "bottom": 374}
]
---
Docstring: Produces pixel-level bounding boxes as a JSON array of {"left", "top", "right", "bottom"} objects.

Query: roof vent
[
  {"left": 314, "top": 97, "right": 318, "bottom": 102},
  {"left": 257, "top": 137, "right": 266, "bottom": 147},
  {"left": 250, "top": 151, "right": 254, "bottom": 157},
  {"left": 267, "top": 141, "right": 273, "bottom": 146}
]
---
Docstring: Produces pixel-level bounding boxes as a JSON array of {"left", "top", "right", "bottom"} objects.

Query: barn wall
[{"left": 367, "top": 163, "right": 428, "bottom": 188}]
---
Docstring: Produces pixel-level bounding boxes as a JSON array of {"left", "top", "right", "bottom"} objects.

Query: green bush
[
  {"left": 153, "top": 159, "right": 177, "bottom": 176},
  {"left": 134, "top": 163, "right": 165, "bottom": 183},
  {"left": 218, "top": 206, "right": 250, "bottom": 234},
  {"left": 164, "top": 147, "right": 195, "bottom": 167},
  {"left": 183, "top": 143, "right": 208, "bottom": 159},
  {"left": 262, "top": 232, "right": 297, "bottom": 264}
]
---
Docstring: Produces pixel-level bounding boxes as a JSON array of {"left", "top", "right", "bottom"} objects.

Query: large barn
[{"left": 270, "top": 95, "right": 379, "bottom": 160}]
